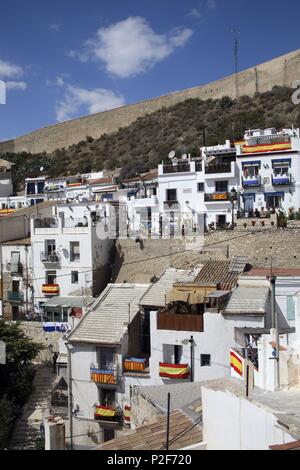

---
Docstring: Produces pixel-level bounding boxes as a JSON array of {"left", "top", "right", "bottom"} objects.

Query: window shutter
[{"left": 287, "top": 296, "right": 295, "bottom": 321}]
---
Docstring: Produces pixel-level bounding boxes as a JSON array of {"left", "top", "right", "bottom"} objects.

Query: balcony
[
  {"left": 159, "top": 362, "right": 189, "bottom": 380},
  {"left": 7, "top": 263, "right": 23, "bottom": 275},
  {"left": 40, "top": 252, "right": 60, "bottom": 265},
  {"left": 242, "top": 176, "right": 262, "bottom": 188},
  {"left": 163, "top": 163, "right": 190, "bottom": 174},
  {"left": 204, "top": 192, "right": 230, "bottom": 202},
  {"left": 94, "top": 405, "right": 123, "bottom": 424},
  {"left": 42, "top": 284, "right": 60, "bottom": 295},
  {"left": 123, "top": 357, "right": 149, "bottom": 375},
  {"left": 205, "top": 163, "right": 232, "bottom": 174},
  {"left": 163, "top": 200, "right": 179, "bottom": 209},
  {"left": 157, "top": 312, "right": 204, "bottom": 332},
  {"left": 90, "top": 367, "right": 118, "bottom": 385},
  {"left": 7, "top": 291, "right": 24, "bottom": 303},
  {"left": 272, "top": 174, "right": 292, "bottom": 186},
  {"left": 34, "top": 218, "right": 59, "bottom": 229}
]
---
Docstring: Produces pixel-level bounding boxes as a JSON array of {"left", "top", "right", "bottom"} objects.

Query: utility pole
[
  {"left": 231, "top": 28, "right": 240, "bottom": 99},
  {"left": 166, "top": 393, "right": 171, "bottom": 450},
  {"left": 270, "top": 276, "right": 280, "bottom": 389},
  {"left": 66, "top": 342, "right": 73, "bottom": 450},
  {"left": 189, "top": 336, "right": 194, "bottom": 382}
]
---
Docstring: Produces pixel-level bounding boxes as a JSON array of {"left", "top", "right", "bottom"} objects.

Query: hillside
[{"left": 2, "top": 86, "right": 300, "bottom": 189}]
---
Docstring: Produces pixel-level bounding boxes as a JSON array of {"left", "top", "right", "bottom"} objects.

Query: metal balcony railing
[
  {"left": 163, "top": 163, "right": 190, "bottom": 174},
  {"left": 8, "top": 291, "right": 24, "bottom": 302},
  {"left": 205, "top": 163, "right": 232, "bottom": 174},
  {"left": 204, "top": 192, "right": 230, "bottom": 202},
  {"left": 40, "top": 252, "right": 60, "bottom": 264},
  {"left": 272, "top": 173, "right": 292, "bottom": 186},
  {"left": 242, "top": 176, "right": 262, "bottom": 188}
]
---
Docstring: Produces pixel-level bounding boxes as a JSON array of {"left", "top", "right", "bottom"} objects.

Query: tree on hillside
[{"left": 0, "top": 322, "right": 43, "bottom": 449}]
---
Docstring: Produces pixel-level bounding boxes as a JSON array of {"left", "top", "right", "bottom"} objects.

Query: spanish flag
[
  {"left": 95, "top": 406, "right": 116, "bottom": 419},
  {"left": 124, "top": 405, "right": 131, "bottom": 423},
  {"left": 230, "top": 351, "right": 243, "bottom": 377},
  {"left": 159, "top": 362, "right": 189, "bottom": 379},
  {"left": 242, "top": 142, "right": 291, "bottom": 154}
]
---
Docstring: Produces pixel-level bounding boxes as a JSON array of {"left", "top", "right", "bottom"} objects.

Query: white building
[
  {"left": 25, "top": 177, "right": 46, "bottom": 206},
  {"left": 0, "top": 237, "right": 32, "bottom": 320},
  {"left": 236, "top": 127, "right": 300, "bottom": 215},
  {"left": 30, "top": 202, "right": 114, "bottom": 318},
  {"left": 201, "top": 378, "right": 300, "bottom": 450},
  {"left": 66, "top": 283, "right": 150, "bottom": 448}
]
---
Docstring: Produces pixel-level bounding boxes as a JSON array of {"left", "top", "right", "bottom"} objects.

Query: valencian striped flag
[
  {"left": 242, "top": 142, "right": 292, "bottom": 154},
  {"left": 95, "top": 406, "right": 116, "bottom": 419},
  {"left": 230, "top": 351, "right": 243, "bottom": 377},
  {"left": 90, "top": 368, "right": 116, "bottom": 384},
  {"left": 159, "top": 362, "right": 189, "bottom": 379},
  {"left": 123, "top": 358, "right": 146, "bottom": 372}
]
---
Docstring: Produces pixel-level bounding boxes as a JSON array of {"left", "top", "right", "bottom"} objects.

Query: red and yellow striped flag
[
  {"left": 230, "top": 351, "right": 243, "bottom": 377},
  {"left": 95, "top": 406, "right": 116, "bottom": 418},
  {"left": 159, "top": 363, "right": 189, "bottom": 379}
]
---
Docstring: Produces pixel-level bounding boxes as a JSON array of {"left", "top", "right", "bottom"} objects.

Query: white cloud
[
  {"left": 187, "top": 8, "right": 203, "bottom": 19},
  {"left": 55, "top": 84, "right": 125, "bottom": 121},
  {"left": 49, "top": 23, "right": 61, "bottom": 32},
  {"left": 6, "top": 81, "right": 27, "bottom": 91},
  {"left": 70, "top": 16, "right": 193, "bottom": 78},
  {"left": 0, "top": 59, "right": 23, "bottom": 79},
  {"left": 46, "top": 75, "right": 68, "bottom": 87},
  {"left": 207, "top": 0, "right": 217, "bottom": 9}
]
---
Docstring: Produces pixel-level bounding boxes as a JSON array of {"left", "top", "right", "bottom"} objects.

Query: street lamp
[
  {"left": 181, "top": 336, "right": 196, "bottom": 382},
  {"left": 230, "top": 187, "right": 237, "bottom": 230}
]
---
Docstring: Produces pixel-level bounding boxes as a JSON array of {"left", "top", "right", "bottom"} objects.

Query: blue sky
[{"left": 0, "top": 0, "right": 299, "bottom": 141}]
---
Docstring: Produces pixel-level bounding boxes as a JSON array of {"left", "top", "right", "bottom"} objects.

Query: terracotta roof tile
[{"left": 95, "top": 410, "right": 202, "bottom": 450}]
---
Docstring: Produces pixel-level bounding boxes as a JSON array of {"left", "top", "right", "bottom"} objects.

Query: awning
[
  {"left": 166, "top": 289, "right": 190, "bottom": 303},
  {"left": 43, "top": 296, "right": 93, "bottom": 309},
  {"left": 206, "top": 290, "right": 230, "bottom": 298}
]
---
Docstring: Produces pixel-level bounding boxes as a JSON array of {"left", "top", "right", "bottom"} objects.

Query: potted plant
[
  {"left": 243, "top": 222, "right": 247, "bottom": 228},
  {"left": 251, "top": 220, "right": 256, "bottom": 227},
  {"left": 260, "top": 220, "right": 265, "bottom": 226}
]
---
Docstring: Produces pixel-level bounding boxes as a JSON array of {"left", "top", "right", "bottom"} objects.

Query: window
[
  {"left": 100, "top": 388, "right": 115, "bottom": 407},
  {"left": 46, "top": 240, "right": 56, "bottom": 255},
  {"left": 163, "top": 344, "right": 183, "bottom": 364},
  {"left": 197, "top": 183, "right": 204, "bottom": 192},
  {"left": 287, "top": 296, "right": 295, "bottom": 321},
  {"left": 166, "top": 189, "right": 177, "bottom": 202},
  {"left": 46, "top": 271, "right": 57, "bottom": 285},
  {"left": 70, "top": 241, "right": 80, "bottom": 261},
  {"left": 273, "top": 163, "right": 290, "bottom": 176},
  {"left": 201, "top": 354, "right": 211, "bottom": 367},
  {"left": 215, "top": 181, "right": 228, "bottom": 192},
  {"left": 243, "top": 165, "right": 260, "bottom": 178},
  {"left": 71, "top": 271, "right": 79, "bottom": 284}
]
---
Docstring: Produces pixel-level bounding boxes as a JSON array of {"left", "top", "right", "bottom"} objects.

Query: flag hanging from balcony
[
  {"left": 124, "top": 405, "right": 131, "bottom": 424},
  {"left": 43, "top": 322, "right": 69, "bottom": 333},
  {"left": 95, "top": 406, "right": 116, "bottom": 418},
  {"left": 242, "top": 142, "right": 292, "bottom": 154},
  {"left": 90, "top": 368, "right": 116, "bottom": 384},
  {"left": 230, "top": 350, "right": 243, "bottom": 377},
  {"left": 159, "top": 362, "right": 189, "bottom": 379},
  {"left": 123, "top": 358, "right": 146, "bottom": 372}
]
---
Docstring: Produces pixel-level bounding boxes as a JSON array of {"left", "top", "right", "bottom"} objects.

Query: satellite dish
[
  {"left": 168, "top": 150, "right": 176, "bottom": 160},
  {"left": 182, "top": 154, "right": 188, "bottom": 160},
  {"left": 40, "top": 166, "right": 44, "bottom": 172}
]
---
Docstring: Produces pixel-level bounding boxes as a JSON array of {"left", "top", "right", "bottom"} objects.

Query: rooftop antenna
[
  {"left": 168, "top": 150, "right": 176, "bottom": 160},
  {"left": 231, "top": 28, "right": 240, "bottom": 99}
]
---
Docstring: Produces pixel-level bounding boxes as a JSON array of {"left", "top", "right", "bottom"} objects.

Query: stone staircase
[{"left": 10, "top": 366, "right": 56, "bottom": 450}]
